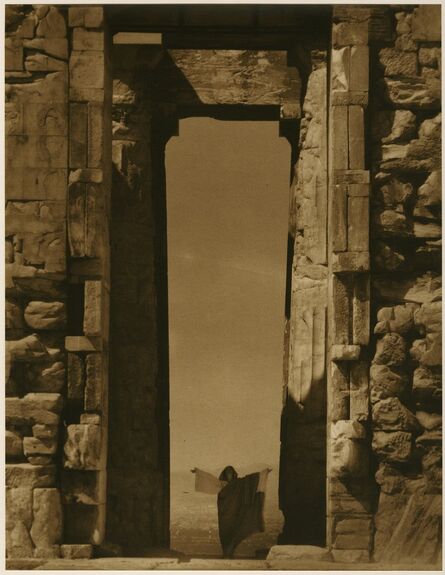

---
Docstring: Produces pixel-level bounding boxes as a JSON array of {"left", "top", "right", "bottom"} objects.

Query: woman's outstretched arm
[{"left": 192, "top": 468, "right": 225, "bottom": 494}]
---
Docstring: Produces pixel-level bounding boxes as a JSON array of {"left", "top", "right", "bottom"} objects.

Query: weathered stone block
[
  {"left": 416, "top": 412, "right": 442, "bottom": 431},
  {"left": 6, "top": 463, "right": 56, "bottom": 488},
  {"left": 374, "top": 303, "right": 418, "bottom": 336},
  {"left": 73, "top": 28, "right": 104, "bottom": 51},
  {"left": 5, "top": 36, "right": 24, "bottom": 71},
  {"left": 372, "top": 431, "right": 412, "bottom": 463},
  {"left": 372, "top": 397, "right": 421, "bottom": 432},
  {"left": 88, "top": 103, "right": 104, "bottom": 168},
  {"left": 383, "top": 77, "right": 441, "bottom": 109},
  {"left": 6, "top": 396, "right": 60, "bottom": 427},
  {"left": 70, "top": 51, "right": 105, "bottom": 90},
  {"left": 23, "top": 38, "right": 68, "bottom": 60},
  {"left": 80, "top": 413, "right": 101, "bottom": 425},
  {"left": 331, "top": 435, "right": 368, "bottom": 478},
  {"left": 373, "top": 333, "right": 406, "bottom": 367},
  {"left": 25, "top": 361, "right": 65, "bottom": 393},
  {"left": 332, "top": 184, "right": 347, "bottom": 252},
  {"left": 6, "top": 520, "right": 33, "bottom": 558},
  {"left": 5, "top": 201, "right": 66, "bottom": 274},
  {"left": 23, "top": 436, "right": 57, "bottom": 457},
  {"left": 84, "top": 281, "right": 102, "bottom": 336},
  {"left": 65, "top": 336, "right": 102, "bottom": 352},
  {"left": 414, "top": 171, "right": 441, "bottom": 220},
  {"left": 61, "top": 544, "right": 93, "bottom": 559},
  {"left": 36, "top": 6, "right": 66, "bottom": 38},
  {"left": 349, "top": 46, "right": 368, "bottom": 92},
  {"left": 30, "top": 488, "right": 63, "bottom": 548},
  {"left": 68, "top": 7, "right": 104, "bottom": 28},
  {"left": 332, "top": 252, "right": 369, "bottom": 273},
  {"left": 28, "top": 455, "right": 53, "bottom": 466},
  {"left": 331, "top": 345, "right": 361, "bottom": 362},
  {"left": 7, "top": 135, "right": 68, "bottom": 169},
  {"left": 350, "top": 362, "right": 369, "bottom": 421},
  {"left": 5, "top": 71, "right": 67, "bottom": 104},
  {"left": 69, "top": 168, "right": 103, "bottom": 183},
  {"left": 333, "top": 22, "right": 368, "bottom": 46},
  {"left": 379, "top": 48, "right": 418, "bottom": 77},
  {"left": 331, "top": 106, "right": 348, "bottom": 169},
  {"left": 24, "top": 301, "right": 66, "bottom": 330},
  {"left": 331, "top": 549, "right": 370, "bottom": 562},
  {"left": 69, "top": 103, "right": 88, "bottom": 168},
  {"left": 411, "top": 5, "right": 441, "bottom": 41},
  {"left": 410, "top": 333, "right": 442, "bottom": 367},
  {"left": 23, "top": 393, "right": 63, "bottom": 413},
  {"left": 6, "top": 167, "right": 68, "bottom": 201},
  {"left": 412, "top": 366, "right": 441, "bottom": 406},
  {"left": 374, "top": 110, "right": 417, "bottom": 144},
  {"left": 348, "top": 106, "right": 365, "bottom": 170},
  {"left": 6, "top": 430, "right": 23, "bottom": 459},
  {"left": 6, "top": 487, "right": 33, "bottom": 529},
  {"left": 69, "top": 86, "right": 104, "bottom": 103},
  {"left": 32, "top": 424, "right": 58, "bottom": 440},
  {"left": 64, "top": 424, "right": 101, "bottom": 470},
  {"left": 33, "top": 545, "right": 60, "bottom": 558},
  {"left": 331, "top": 47, "right": 350, "bottom": 92},
  {"left": 334, "top": 532, "right": 371, "bottom": 550},
  {"left": 67, "top": 353, "right": 85, "bottom": 401},
  {"left": 6, "top": 300, "right": 24, "bottom": 331},
  {"left": 85, "top": 353, "right": 103, "bottom": 412},
  {"left": 414, "top": 301, "right": 441, "bottom": 334},
  {"left": 25, "top": 53, "right": 67, "bottom": 72},
  {"left": 348, "top": 195, "right": 368, "bottom": 252}
]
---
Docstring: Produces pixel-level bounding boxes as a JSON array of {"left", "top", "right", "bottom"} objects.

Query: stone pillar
[
  {"left": 5, "top": 4, "right": 68, "bottom": 559},
  {"left": 279, "top": 50, "right": 329, "bottom": 546},
  {"left": 327, "top": 6, "right": 373, "bottom": 563},
  {"left": 62, "top": 5, "right": 111, "bottom": 548}
]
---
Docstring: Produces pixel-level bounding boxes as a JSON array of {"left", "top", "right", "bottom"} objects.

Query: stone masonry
[{"left": 4, "top": 4, "right": 442, "bottom": 566}]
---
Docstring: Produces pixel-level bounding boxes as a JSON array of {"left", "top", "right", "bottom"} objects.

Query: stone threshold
[{"left": 6, "top": 558, "right": 441, "bottom": 571}]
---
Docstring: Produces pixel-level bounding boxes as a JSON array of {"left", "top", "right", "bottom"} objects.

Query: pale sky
[{"left": 166, "top": 117, "right": 290, "bottom": 473}]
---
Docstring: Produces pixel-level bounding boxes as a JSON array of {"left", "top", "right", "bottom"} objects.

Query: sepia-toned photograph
[{"left": 4, "top": 1, "right": 442, "bottom": 571}]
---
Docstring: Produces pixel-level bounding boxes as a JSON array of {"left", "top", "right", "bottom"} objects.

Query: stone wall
[
  {"left": 369, "top": 5, "right": 442, "bottom": 565},
  {"left": 6, "top": 4, "right": 68, "bottom": 559},
  {"left": 5, "top": 4, "right": 111, "bottom": 559}
]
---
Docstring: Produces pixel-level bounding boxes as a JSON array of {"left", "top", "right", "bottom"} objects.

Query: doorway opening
[{"left": 166, "top": 117, "right": 290, "bottom": 557}]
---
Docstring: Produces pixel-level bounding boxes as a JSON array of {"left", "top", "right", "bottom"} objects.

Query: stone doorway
[{"left": 107, "top": 39, "right": 320, "bottom": 553}]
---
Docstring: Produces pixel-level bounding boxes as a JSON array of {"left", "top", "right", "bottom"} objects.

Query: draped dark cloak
[{"left": 217, "top": 472, "right": 265, "bottom": 557}]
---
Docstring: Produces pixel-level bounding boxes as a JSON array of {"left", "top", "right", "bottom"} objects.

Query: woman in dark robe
[{"left": 191, "top": 465, "right": 272, "bottom": 558}]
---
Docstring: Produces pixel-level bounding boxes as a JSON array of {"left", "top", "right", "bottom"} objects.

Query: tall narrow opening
[{"left": 166, "top": 117, "right": 290, "bottom": 557}]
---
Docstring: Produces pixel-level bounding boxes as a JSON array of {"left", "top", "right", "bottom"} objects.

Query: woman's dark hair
[{"left": 219, "top": 465, "right": 238, "bottom": 482}]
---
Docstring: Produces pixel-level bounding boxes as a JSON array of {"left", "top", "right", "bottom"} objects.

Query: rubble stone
[
  {"left": 372, "top": 431, "right": 412, "bottom": 463},
  {"left": 64, "top": 424, "right": 101, "bottom": 470},
  {"left": 24, "top": 301, "right": 66, "bottom": 330},
  {"left": 372, "top": 398, "right": 422, "bottom": 432}
]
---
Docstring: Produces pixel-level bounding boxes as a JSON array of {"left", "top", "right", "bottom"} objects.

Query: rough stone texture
[
  {"left": 30, "top": 488, "right": 63, "bottom": 551},
  {"left": 24, "top": 301, "right": 66, "bottom": 330},
  {"left": 60, "top": 544, "right": 93, "bottom": 559},
  {"left": 6, "top": 430, "right": 24, "bottom": 459},
  {"left": 64, "top": 424, "right": 102, "bottom": 470},
  {"left": 370, "top": 7, "right": 442, "bottom": 561}
]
